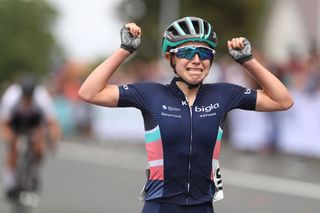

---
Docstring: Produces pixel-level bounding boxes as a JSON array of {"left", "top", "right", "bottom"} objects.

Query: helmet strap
[
  {"left": 174, "top": 77, "right": 201, "bottom": 89},
  {"left": 169, "top": 55, "right": 176, "bottom": 73}
]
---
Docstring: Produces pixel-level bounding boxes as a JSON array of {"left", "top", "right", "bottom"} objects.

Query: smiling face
[{"left": 166, "top": 41, "right": 213, "bottom": 86}]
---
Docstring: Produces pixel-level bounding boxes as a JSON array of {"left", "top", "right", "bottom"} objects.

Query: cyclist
[
  {"left": 79, "top": 17, "right": 293, "bottom": 213},
  {"left": 0, "top": 75, "right": 60, "bottom": 200}
]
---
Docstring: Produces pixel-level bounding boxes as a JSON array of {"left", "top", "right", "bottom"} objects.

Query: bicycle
[{"left": 7, "top": 133, "right": 41, "bottom": 213}]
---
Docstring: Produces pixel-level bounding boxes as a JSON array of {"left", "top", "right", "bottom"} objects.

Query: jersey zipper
[{"left": 185, "top": 97, "right": 193, "bottom": 205}]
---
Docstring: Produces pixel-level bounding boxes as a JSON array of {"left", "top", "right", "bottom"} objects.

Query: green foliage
[
  {"left": 0, "top": 0, "right": 59, "bottom": 83},
  {"left": 117, "top": 0, "right": 268, "bottom": 61}
]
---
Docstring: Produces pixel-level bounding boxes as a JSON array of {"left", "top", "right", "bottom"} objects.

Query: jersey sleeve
[
  {"left": 34, "top": 85, "right": 57, "bottom": 120},
  {"left": 224, "top": 84, "right": 257, "bottom": 111},
  {"left": 117, "top": 83, "right": 148, "bottom": 110},
  {"left": 0, "top": 84, "right": 22, "bottom": 121}
]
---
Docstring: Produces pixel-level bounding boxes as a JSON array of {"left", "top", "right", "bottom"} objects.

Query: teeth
[{"left": 187, "top": 68, "right": 202, "bottom": 71}]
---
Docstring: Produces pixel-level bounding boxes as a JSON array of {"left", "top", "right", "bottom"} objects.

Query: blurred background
[{"left": 0, "top": 0, "right": 320, "bottom": 212}]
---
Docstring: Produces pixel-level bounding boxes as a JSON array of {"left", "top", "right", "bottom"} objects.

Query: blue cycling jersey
[{"left": 118, "top": 78, "right": 257, "bottom": 205}]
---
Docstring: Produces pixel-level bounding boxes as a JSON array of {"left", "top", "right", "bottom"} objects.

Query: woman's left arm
[
  {"left": 228, "top": 37, "right": 294, "bottom": 112},
  {"left": 242, "top": 58, "right": 293, "bottom": 111}
]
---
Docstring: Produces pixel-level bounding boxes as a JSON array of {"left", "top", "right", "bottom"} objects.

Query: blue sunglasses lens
[{"left": 173, "top": 46, "right": 215, "bottom": 60}]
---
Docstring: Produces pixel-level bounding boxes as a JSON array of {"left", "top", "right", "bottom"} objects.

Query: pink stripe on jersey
[
  {"left": 146, "top": 139, "right": 163, "bottom": 161},
  {"left": 213, "top": 140, "right": 221, "bottom": 160},
  {"left": 149, "top": 165, "right": 164, "bottom": 180}
]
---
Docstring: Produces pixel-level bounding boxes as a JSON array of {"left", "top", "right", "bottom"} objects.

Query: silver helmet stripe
[
  {"left": 199, "top": 19, "right": 205, "bottom": 38},
  {"left": 204, "top": 23, "right": 212, "bottom": 39},
  {"left": 186, "top": 17, "right": 196, "bottom": 34},
  {"left": 173, "top": 22, "right": 186, "bottom": 36}
]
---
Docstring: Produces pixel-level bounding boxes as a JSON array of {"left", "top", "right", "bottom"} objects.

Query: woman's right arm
[
  {"left": 78, "top": 23, "right": 141, "bottom": 107},
  {"left": 79, "top": 48, "right": 130, "bottom": 107}
]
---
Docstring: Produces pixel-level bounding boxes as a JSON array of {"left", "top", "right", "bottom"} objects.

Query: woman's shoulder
[
  {"left": 128, "top": 81, "right": 166, "bottom": 89},
  {"left": 205, "top": 82, "right": 239, "bottom": 89},
  {"left": 204, "top": 82, "right": 249, "bottom": 95}
]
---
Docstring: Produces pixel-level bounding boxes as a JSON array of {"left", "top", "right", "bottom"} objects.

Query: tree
[
  {"left": 0, "top": 0, "right": 60, "bottom": 85},
  {"left": 117, "top": 0, "right": 268, "bottom": 61}
]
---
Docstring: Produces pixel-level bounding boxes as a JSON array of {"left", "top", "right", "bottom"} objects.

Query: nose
[{"left": 191, "top": 53, "right": 201, "bottom": 63}]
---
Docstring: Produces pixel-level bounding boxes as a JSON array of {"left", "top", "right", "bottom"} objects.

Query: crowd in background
[
  {"left": 40, "top": 48, "right": 320, "bottom": 159},
  {"left": 223, "top": 50, "right": 320, "bottom": 158}
]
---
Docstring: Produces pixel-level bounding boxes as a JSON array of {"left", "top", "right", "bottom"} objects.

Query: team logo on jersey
[
  {"left": 195, "top": 103, "right": 220, "bottom": 113},
  {"left": 162, "top": 105, "right": 181, "bottom": 111},
  {"left": 161, "top": 104, "right": 182, "bottom": 118}
]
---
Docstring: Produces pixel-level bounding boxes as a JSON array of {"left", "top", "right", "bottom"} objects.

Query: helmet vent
[
  {"left": 178, "top": 21, "right": 190, "bottom": 35},
  {"left": 191, "top": 20, "right": 200, "bottom": 34},
  {"left": 204, "top": 22, "right": 209, "bottom": 33},
  {"left": 168, "top": 26, "right": 179, "bottom": 36}
]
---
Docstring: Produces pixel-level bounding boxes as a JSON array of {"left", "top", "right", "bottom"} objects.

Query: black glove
[
  {"left": 120, "top": 26, "right": 141, "bottom": 53},
  {"left": 228, "top": 38, "right": 253, "bottom": 64}
]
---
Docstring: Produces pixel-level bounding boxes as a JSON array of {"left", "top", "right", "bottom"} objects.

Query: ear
[
  {"left": 165, "top": 52, "right": 171, "bottom": 61},
  {"left": 165, "top": 52, "right": 176, "bottom": 68},
  {"left": 165, "top": 52, "right": 175, "bottom": 63}
]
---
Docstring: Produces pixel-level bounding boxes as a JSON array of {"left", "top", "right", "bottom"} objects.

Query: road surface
[{"left": 0, "top": 139, "right": 319, "bottom": 213}]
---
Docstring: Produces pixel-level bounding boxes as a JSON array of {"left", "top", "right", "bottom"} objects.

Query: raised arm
[
  {"left": 78, "top": 23, "right": 141, "bottom": 107},
  {"left": 228, "top": 37, "right": 293, "bottom": 112}
]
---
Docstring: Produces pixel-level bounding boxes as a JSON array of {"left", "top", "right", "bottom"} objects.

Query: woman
[{"left": 79, "top": 17, "right": 293, "bottom": 213}]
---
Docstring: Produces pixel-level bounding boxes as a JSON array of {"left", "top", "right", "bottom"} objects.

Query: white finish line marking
[{"left": 222, "top": 169, "right": 320, "bottom": 200}]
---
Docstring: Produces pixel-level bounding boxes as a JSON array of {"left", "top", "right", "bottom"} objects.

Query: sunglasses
[{"left": 170, "top": 46, "right": 216, "bottom": 60}]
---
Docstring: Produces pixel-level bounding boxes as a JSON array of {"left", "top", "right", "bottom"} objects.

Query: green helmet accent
[{"left": 162, "top": 17, "right": 217, "bottom": 54}]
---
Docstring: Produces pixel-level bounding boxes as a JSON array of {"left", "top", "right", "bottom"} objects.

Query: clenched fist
[
  {"left": 228, "top": 37, "right": 253, "bottom": 64},
  {"left": 120, "top": 23, "right": 141, "bottom": 53}
]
